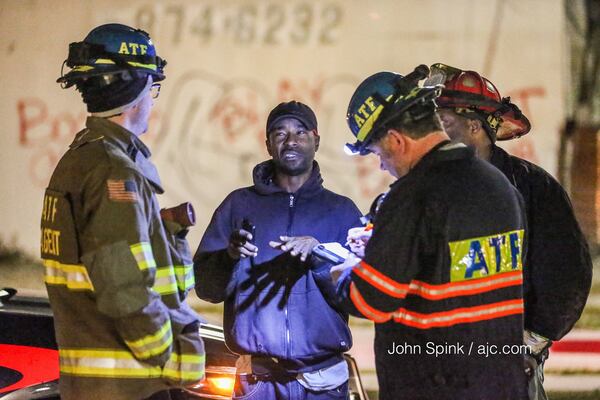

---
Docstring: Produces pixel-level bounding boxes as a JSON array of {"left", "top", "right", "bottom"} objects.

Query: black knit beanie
[{"left": 79, "top": 76, "right": 149, "bottom": 115}]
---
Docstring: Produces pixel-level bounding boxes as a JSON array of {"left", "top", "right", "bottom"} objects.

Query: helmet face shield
[
  {"left": 495, "top": 101, "right": 531, "bottom": 140},
  {"left": 425, "top": 63, "right": 463, "bottom": 87}
]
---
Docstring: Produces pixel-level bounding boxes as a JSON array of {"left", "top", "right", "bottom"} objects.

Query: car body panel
[{"left": 0, "top": 289, "right": 368, "bottom": 400}]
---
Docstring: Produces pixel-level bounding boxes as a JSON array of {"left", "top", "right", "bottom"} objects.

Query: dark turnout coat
[
  {"left": 490, "top": 145, "right": 592, "bottom": 340},
  {"left": 339, "top": 142, "right": 529, "bottom": 400}
]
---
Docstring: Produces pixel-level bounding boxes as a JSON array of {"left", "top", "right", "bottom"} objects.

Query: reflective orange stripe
[
  {"left": 353, "top": 261, "right": 409, "bottom": 299},
  {"left": 350, "top": 282, "right": 393, "bottom": 323},
  {"left": 393, "top": 299, "right": 524, "bottom": 329},
  {"left": 354, "top": 262, "right": 522, "bottom": 301},
  {"left": 350, "top": 281, "right": 523, "bottom": 328},
  {"left": 408, "top": 271, "right": 523, "bottom": 300}
]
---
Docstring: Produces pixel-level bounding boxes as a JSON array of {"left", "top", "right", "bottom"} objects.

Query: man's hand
[
  {"left": 523, "top": 330, "right": 551, "bottom": 378},
  {"left": 227, "top": 229, "right": 258, "bottom": 260},
  {"left": 269, "top": 236, "right": 319, "bottom": 262},
  {"left": 330, "top": 253, "right": 361, "bottom": 284},
  {"left": 346, "top": 226, "right": 372, "bottom": 258},
  {"left": 524, "top": 330, "right": 551, "bottom": 355}
]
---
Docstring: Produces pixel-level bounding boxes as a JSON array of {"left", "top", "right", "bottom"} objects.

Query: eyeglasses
[{"left": 150, "top": 83, "right": 161, "bottom": 99}]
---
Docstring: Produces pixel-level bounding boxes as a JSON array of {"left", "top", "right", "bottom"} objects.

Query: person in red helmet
[{"left": 429, "top": 63, "right": 593, "bottom": 400}]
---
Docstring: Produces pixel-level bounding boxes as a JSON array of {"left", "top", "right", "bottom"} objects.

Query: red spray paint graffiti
[
  {"left": 505, "top": 86, "right": 546, "bottom": 121},
  {"left": 277, "top": 77, "right": 325, "bottom": 106},
  {"left": 16, "top": 81, "right": 549, "bottom": 205},
  {"left": 17, "top": 98, "right": 82, "bottom": 147},
  {"left": 209, "top": 90, "right": 263, "bottom": 145},
  {"left": 17, "top": 98, "right": 85, "bottom": 187},
  {"left": 17, "top": 98, "right": 162, "bottom": 188}
]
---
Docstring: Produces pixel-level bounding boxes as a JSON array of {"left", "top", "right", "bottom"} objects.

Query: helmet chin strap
[{"left": 90, "top": 76, "right": 152, "bottom": 118}]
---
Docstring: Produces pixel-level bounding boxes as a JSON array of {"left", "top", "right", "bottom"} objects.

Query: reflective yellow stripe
[
  {"left": 124, "top": 320, "right": 172, "bottom": 360},
  {"left": 154, "top": 266, "right": 178, "bottom": 295},
  {"left": 356, "top": 104, "right": 385, "bottom": 142},
  {"left": 60, "top": 348, "right": 204, "bottom": 381},
  {"left": 43, "top": 259, "right": 94, "bottom": 291},
  {"left": 163, "top": 352, "right": 205, "bottom": 381},
  {"left": 94, "top": 58, "right": 116, "bottom": 65},
  {"left": 355, "top": 94, "right": 394, "bottom": 142},
  {"left": 60, "top": 365, "right": 162, "bottom": 377},
  {"left": 59, "top": 348, "right": 162, "bottom": 378},
  {"left": 162, "top": 368, "right": 204, "bottom": 381},
  {"left": 130, "top": 242, "right": 156, "bottom": 271},
  {"left": 178, "top": 354, "right": 204, "bottom": 363},
  {"left": 174, "top": 264, "right": 195, "bottom": 291},
  {"left": 71, "top": 65, "right": 94, "bottom": 72},
  {"left": 128, "top": 61, "right": 157, "bottom": 71},
  {"left": 61, "top": 349, "right": 134, "bottom": 358},
  {"left": 93, "top": 58, "right": 158, "bottom": 71}
]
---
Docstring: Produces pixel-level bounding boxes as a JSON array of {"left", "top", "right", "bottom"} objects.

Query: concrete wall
[{"left": 0, "top": 0, "right": 564, "bottom": 256}]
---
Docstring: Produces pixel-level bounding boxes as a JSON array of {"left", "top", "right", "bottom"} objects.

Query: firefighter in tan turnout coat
[{"left": 40, "top": 23, "right": 204, "bottom": 400}]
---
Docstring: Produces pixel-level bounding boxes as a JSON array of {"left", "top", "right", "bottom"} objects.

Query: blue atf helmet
[
  {"left": 57, "top": 23, "right": 166, "bottom": 88},
  {"left": 345, "top": 65, "right": 442, "bottom": 155}
]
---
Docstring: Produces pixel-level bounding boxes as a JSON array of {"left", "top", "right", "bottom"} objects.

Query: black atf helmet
[
  {"left": 57, "top": 23, "right": 166, "bottom": 89},
  {"left": 345, "top": 65, "right": 442, "bottom": 156}
]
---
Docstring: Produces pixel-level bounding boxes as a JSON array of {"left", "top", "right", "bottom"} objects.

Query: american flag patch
[{"left": 107, "top": 179, "right": 138, "bottom": 203}]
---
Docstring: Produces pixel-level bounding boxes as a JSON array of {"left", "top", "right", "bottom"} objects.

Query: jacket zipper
[
  {"left": 286, "top": 194, "right": 296, "bottom": 233},
  {"left": 284, "top": 193, "right": 296, "bottom": 359}
]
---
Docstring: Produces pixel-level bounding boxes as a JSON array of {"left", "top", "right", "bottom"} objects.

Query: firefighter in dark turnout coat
[
  {"left": 41, "top": 24, "right": 204, "bottom": 400},
  {"left": 335, "top": 67, "right": 529, "bottom": 400},
  {"left": 431, "top": 63, "right": 592, "bottom": 399}
]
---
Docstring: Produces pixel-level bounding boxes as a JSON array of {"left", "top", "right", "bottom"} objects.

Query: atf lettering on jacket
[
  {"left": 41, "top": 193, "right": 60, "bottom": 256},
  {"left": 449, "top": 229, "right": 524, "bottom": 282},
  {"left": 40, "top": 189, "right": 79, "bottom": 263}
]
